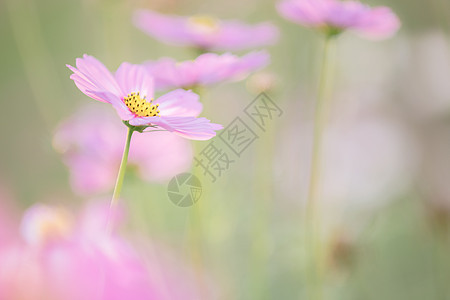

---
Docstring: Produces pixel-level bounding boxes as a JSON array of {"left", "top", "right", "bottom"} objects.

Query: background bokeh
[{"left": 1, "top": 0, "right": 450, "bottom": 299}]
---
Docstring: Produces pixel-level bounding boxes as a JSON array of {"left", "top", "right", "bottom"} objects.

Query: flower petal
[
  {"left": 277, "top": 0, "right": 333, "bottom": 26},
  {"left": 129, "top": 116, "right": 223, "bottom": 140},
  {"left": 155, "top": 89, "right": 203, "bottom": 117},
  {"left": 115, "top": 63, "right": 155, "bottom": 99},
  {"left": 133, "top": 10, "right": 196, "bottom": 48},
  {"left": 67, "top": 55, "right": 122, "bottom": 102},
  {"left": 144, "top": 58, "right": 181, "bottom": 90},
  {"left": 211, "top": 21, "right": 279, "bottom": 51},
  {"left": 226, "top": 50, "right": 270, "bottom": 80},
  {"left": 87, "top": 90, "right": 134, "bottom": 120},
  {"left": 145, "top": 52, "right": 270, "bottom": 91},
  {"left": 353, "top": 7, "right": 400, "bottom": 39},
  {"left": 134, "top": 9, "right": 279, "bottom": 51}
]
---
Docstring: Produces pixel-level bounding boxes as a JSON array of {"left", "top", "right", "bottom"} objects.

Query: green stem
[
  {"left": 250, "top": 123, "right": 275, "bottom": 299},
  {"left": 189, "top": 88, "right": 208, "bottom": 299},
  {"left": 305, "top": 36, "right": 334, "bottom": 300},
  {"left": 107, "top": 126, "right": 134, "bottom": 233}
]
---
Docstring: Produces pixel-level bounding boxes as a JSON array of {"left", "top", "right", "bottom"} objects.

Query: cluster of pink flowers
[
  {"left": 53, "top": 105, "right": 193, "bottom": 195},
  {"left": 67, "top": 55, "right": 223, "bottom": 140},
  {"left": 42, "top": 7, "right": 279, "bottom": 298},
  {"left": 61, "top": 8, "right": 279, "bottom": 197},
  {"left": 0, "top": 200, "right": 211, "bottom": 300},
  {"left": 1, "top": 1, "right": 401, "bottom": 298}
]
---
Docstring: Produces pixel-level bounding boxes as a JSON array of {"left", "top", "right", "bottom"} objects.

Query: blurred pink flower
[
  {"left": 246, "top": 71, "right": 279, "bottom": 93},
  {"left": 0, "top": 185, "right": 19, "bottom": 246},
  {"left": 53, "top": 105, "right": 193, "bottom": 196},
  {"left": 133, "top": 10, "right": 279, "bottom": 51},
  {"left": 67, "top": 55, "right": 222, "bottom": 140},
  {"left": 0, "top": 201, "right": 212, "bottom": 300},
  {"left": 277, "top": 0, "right": 400, "bottom": 39},
  {"left": 0, "top": 202, "right": 154, "bottom": 300},
  {"left": 145, "top": 51, "right": 270, "bottom": 91}
]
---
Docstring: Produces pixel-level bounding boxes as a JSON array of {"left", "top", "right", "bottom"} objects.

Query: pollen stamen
[{"left": 123, "top": 92, "right": 160, "bottom": 117}]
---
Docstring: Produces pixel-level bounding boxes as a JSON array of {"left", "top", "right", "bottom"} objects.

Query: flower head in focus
[
  {"left": 67, "top": 55, "right": 222, "bottom": 140},
  {"left": 133, "top": 10, "right": 279, "bottom": 51},
  {"left": 277, "top": 0, "right": 400, "bottom": 39},
  {"left": 145, "top": 51, "right": 270, "bottom": 91},
  {"left": 53, "top": 105, "right": 193, "bottom": 195}
]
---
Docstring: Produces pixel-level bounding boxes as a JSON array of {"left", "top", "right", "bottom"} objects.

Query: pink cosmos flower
[
  {"left": 53, "top": 105, "right": 193, "bottom": 195},
  {"left": 133, "top": 10, "right": 279, "bottom": 51},
  {"left": 277, "top": 0, "right": 400, "bottom": 39},
  {"left": 0, "top": 202, "right": 155, "bottom": 300},
  {"left": 0, "top": 201, "right": 213, "bottom": 300},
  {"left": 144, "top": 51, "right": 270, "bottom": 91},
  {"left": 0, "top": 185, "right": 19, "bottom": 247},
  {"left": 67, "top": 55, "right": 222, "bottom": 140}
]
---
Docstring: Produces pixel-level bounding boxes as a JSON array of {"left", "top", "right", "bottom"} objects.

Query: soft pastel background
[{"left": 1, "top": 0, "right": 450, "bottom": 299}]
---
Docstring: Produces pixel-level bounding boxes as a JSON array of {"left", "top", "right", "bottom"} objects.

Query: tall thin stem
[
  {"left": 189, "top": 88, "right": 208, "bottom": 299},
  {"left": 305, "top": 36, "right": 335, "bottom": 300},
  {"left": 106, "top": 126, "right": 134, "bottom": 233}
]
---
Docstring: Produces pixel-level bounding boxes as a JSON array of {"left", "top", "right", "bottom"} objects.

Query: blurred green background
[{"left": 1, "top": 0, "right": 450, "bottom": 299}]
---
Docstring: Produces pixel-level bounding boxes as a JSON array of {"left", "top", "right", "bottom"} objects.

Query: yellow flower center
[
  {"left": 124, "top": 92, "right": 160, "bottom": 117},
  {"left": 22, "top": 206, "right": 73, "bottom": 246},
  {"left": 36, "top": 209, "right": 72, "bottom": 242},
  {"left": 188, "top": 15, "right": 219, "bottom": 33}
]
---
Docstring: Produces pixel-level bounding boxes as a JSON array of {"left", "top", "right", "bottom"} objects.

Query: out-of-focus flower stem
[
  {"left": 250, "top": 121, "right": 276, "bottom": 299},
  {"left": 189, "top": 87, "right": 208, "bottom": 299},
  {"left": 305, "top": 35, "right": 335, "bottom": 300},
  {"left": 107, "top": 126, "right": 134, "bottom": 233}
]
